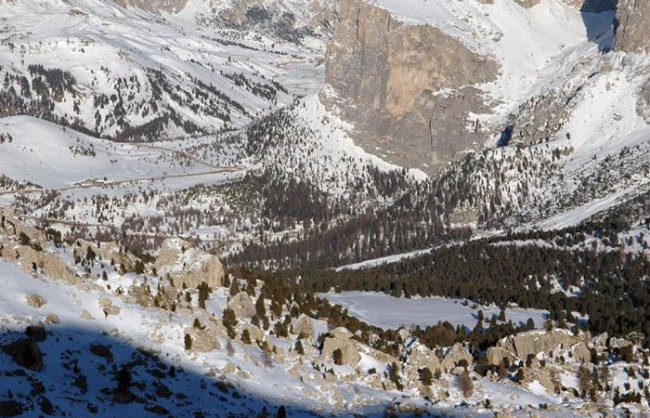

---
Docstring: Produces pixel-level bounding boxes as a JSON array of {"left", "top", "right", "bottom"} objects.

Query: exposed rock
[
  {"left": 609, "top": 337, "right": 632, "bottom": 349},
  {"left": 291, "top": 314, "right": 314, "bottom": 340},
  {"left": 226, "top": 292, "right": 255, "bottom": 319},
  {"left": 501, "top": 330, "right": 584, "bottom": 359},
  {"left": 14, "top": 246, "right": 79, "bottom": 284},
  {"left": 25, "top": 324, "right": 47, "bottom": 342},
  {"left": 2, "top": 338, "right": 43, "bottom": 371},
  {"left": 521, "top": 366, "right": 557, "bottom": 394},
  {"left": 129, "top": 283, "right": 155, "bottom": 308},
  {"left": 571, "top": 342, "right": 592, "bottom": 363},
  {"left": 486, "top": 346, "right": 516, "bottom": 367},
  {"left": 80, "top": 310, "right": 95, "bottom": 320},
  {"left": 76, "top": 240, "right": 141, "bottom": 273},
  {"left": 0, "top": 210, "right": 47, "bottom": 248},
  {"left": 637, "top": 78, "right": 650, "bottom": 123},
  {"left": 321, "top": 327, "right": 361, "bottom": 367},
  {"left": 325, "top": 0, "right": 498, "bottom": 174},
  {"left": 90, "top": 343, "right": 114, "bottom": 362},
  {"left": 184, "top": 316, "right": 226, "bottom": 352},
  {"left": 45, "top": 314, "right": 60, "bottom": 325},
  {"left": 614, "top": 0, "right": 650, "bottom": 54},
  {"left": 112, "top": 389, "right": 136, "bottom": 404},
  {"left": 241, "top": 323, "right": 264, "bottom": 342},
  {"left": 25, "top": 294, "right": 47, "bottom": 308},
  {"left": 405, "top": 343, "right": 442, "bottom": 382},
  {"left": 98, "top": 297, "right": 121, "bottom": 317},
  {"left": 113, "top": 0, "right": 188, "bottom": 13},
  {"left": 592, "top": 332, "right": 608, "bottom": 349},
  {"left": 441, "top": 343, "right": 473, "bottom": 371},
  {"left": 155, "top": 238, "right": 224, "bottom": 290},
  {"left": 0, "top": 400, "right": 23, "bottom": 417}
]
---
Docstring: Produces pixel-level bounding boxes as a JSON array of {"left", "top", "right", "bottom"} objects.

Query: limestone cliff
[
  {"left": 614, "top": 0, "right": 650, "bottom": 54},
  {"left": 325, "top": 0, "right": 498, "bottom": 173}
]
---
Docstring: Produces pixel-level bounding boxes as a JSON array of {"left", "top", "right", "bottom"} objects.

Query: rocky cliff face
[
  {"left": 325, "top": 0, "right": 498, "bottom": 173},
  {"left": 614, "top": 0, "right": 650, "bottom": 54}
]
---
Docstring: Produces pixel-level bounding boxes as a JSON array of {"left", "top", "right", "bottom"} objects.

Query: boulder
[
  {"left": 184, "top": 315, "right": 226, "bottom": 352},
  {"left": 226, "top": 292, "right": 255, "bottom": 319},
  {"left": 99, "top": 297, "right": 121, "bottom": 317},
  {"left": 486, "top": 346, "right": 516, "bottom": 367},
  {"left": 571, "top": 342, "right": 591, "bottom": 363},
  {"left": 2, "top": 338, "right": 43, "bottom": 371},
  {"left": 406, "top": 343, "right": 442, "bottom": 378},
  {"left": 25, "top": 324, "right": 47, "bottom": 342},
  {"left": 155, "top": 238, "right": 223, "bottom": 289},
  {"left": 291, "top": 314, "right": 314, "bottom": 340},
  {"left": 441, "top": 343, "right": 473, "bottom": 371},
  {"left": 25, "top": 294, "right": 47, "bottom": 308},
  {"left": 321, "top": 327, "right": 361, "bottom": 367},
  {"left": 592, "top": 332, "right": 608, "bottom": 350},
  {"left": 609, "top": 337, "right": 632, "bottom": 349},
  {"left": 241, "top": 324, "right": 264, "bottom": 343}
]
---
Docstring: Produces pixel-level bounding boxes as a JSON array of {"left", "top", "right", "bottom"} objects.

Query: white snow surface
[{"left": 323, "top": 291, "right": 547, "bottom": 331}]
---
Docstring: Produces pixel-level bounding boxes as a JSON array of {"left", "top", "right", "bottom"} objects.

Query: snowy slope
[
  {"left": 323, "top": 291, "right": 548, "bottom": 331},
  {"left": 369, "top": 0, "right": 615, "bottom": 122},
  {"left": 0, "top": 0, "right": 323, "bottom": 140}
]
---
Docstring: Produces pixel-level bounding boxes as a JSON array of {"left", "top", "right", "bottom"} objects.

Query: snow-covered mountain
[{"left": 1, "top": 0, "right": 650, "bottom": 415}]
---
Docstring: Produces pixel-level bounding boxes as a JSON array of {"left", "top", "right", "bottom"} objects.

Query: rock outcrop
[
  {"left": 3, "top": 338, "right": 43, "bottom": 371},
  {"left": 11, "top": 245, "right": 80, "bottom": 284},
  {"left": 325, "top": 0, "right": 498, "bottom": 174},
  {"left": 486, "top": 346, "right": 516, "bottom": 367},
  {"left": 321, "top": 327, "right": 361, "bottom": 367},
  {"left": 184, "top": 316, "right": 227, "bottom": 352},
  {"left": 226, "top": 292, "right": 256, "bottom": 319},
  {"left": 291, "top": 314, "right": 315, "bottom": 340},
  {"left": 405, "top": 343, "right": 442, "bottom": 382},
  {"left": 637, "top": 78, "right": 650, "bottom": 123},
  {"left": 441, "top": 343, "right": 473, "bottom": 371},
  {"left": 155, "top": 238, "right": 224, "bottom": 290},
  {"left": 98, "top": 297, "right": 121, "bottom": 317},
  {"left": 25, "top": 294, "right": 47, "bottom": 309},
  {"left": 614, "top": 0, "right": 650, "bottom": 54},
  {"left": 500, "top": 330, "right": 586, "bottom": 359}
]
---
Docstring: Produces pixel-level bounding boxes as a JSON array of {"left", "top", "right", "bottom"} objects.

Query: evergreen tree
[
  {"left": 242, "top": 329, "right": 252, "bottom": 345},
  {"left": 419, "top": 367, "right": 433, "bottom": 386},
  {"left": 222, "top": 308, "right": 237, "bottom": 339}
]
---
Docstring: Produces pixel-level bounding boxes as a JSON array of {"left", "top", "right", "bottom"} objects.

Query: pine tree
[
  {"left": 294, "top": 340, "right": 304, "bottom": 355},
  {"left": 222, "top": 308, "right": 237, "bottom": 339},
  {"left": 184, "top": 333, "right": 192, "bottom": 350},
  {"left": 197, "top": 282, "right": 210, "bottom": 309},
  {"left": 332, "top": 348, "right": 343, "bottom": 365},
  {"left": 229, "top": 280, "right": 239, "bottom": 297},
  {"left": 419, "top": 367, "right": 433, "bottom": 386},
  {"left": 242, "top": 329, "right": 251, "bottom": 345},
  {"left": 389, "top": 362, "right": 403, "bottom": 391}
]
